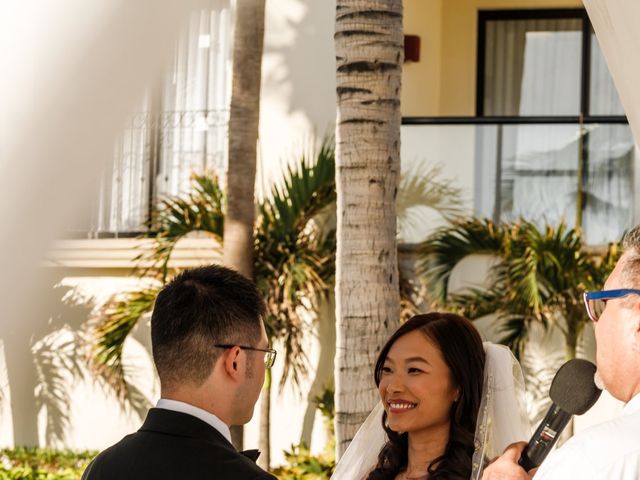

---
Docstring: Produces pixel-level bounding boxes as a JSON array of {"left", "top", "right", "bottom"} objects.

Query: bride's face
[{"left": 378, "top": 329, "right": 459, "bottom": 435}]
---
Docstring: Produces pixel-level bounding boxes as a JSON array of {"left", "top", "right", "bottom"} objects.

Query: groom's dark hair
[
  {"left": 369, "top": 312, "right": 485, "bottom": 480},
  {"left": 151, "top": 264, "right": 266, "bottom": 390}
]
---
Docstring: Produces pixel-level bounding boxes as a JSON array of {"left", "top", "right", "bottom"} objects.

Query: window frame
[
  {"left": 476, "top": 8, "right": 597, "bottom": 118},
  {"left": 398, "top": 8, "right": 633, "bottom": 246},
  {"left": 471, "top": 9, "right": 633, "bottom": 242}
]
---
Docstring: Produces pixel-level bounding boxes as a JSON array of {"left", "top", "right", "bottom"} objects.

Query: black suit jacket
[{"left": 82, "top": 408, "right": 276, "bottom": 480}]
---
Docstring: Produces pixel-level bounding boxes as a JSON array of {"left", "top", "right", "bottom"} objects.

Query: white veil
[
  {"left": 471, "top": 343, "right": 531, "bottom": 479},
  {"left": 331, "top": 342, "right": 531, "bottom": 480}
]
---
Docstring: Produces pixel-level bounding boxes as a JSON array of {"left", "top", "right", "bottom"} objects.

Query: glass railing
[
  {"left": 400, "top": 116, "right": 634, "bottom": 245},
  {"left": 69, "top": 115, "right": 633, "bottom": 245}
]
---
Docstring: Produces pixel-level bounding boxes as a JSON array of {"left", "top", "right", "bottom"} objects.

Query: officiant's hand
[{"left": 481, "top": 442, "right": 536, "bottom": 480}]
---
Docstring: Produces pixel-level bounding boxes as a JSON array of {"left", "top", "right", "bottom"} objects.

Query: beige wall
[
  {"left": 403, "top": 0, "right": 583, "bottom": 116},
  {"left": 403, "top": 0, "right": 444, "bottom": 116}
]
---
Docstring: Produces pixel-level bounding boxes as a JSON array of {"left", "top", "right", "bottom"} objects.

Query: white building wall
[
  {"left": 0, "top": 0, "right": 631, "bottom": 470},
  {"left": 0, "top": 0, "right": 339, "bottom": 469},
  {"left": 256, "top": 0, "right": 337, "bottom": 199}
]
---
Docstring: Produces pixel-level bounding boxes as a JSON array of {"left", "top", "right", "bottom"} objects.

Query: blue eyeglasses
[{"left": 583, "top": 289, "right": 640, "bottom": 322}]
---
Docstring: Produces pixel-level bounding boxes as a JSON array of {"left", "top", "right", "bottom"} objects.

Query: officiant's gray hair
[{"left": 622, "top": 225, "right": 640, "bottom": 286}]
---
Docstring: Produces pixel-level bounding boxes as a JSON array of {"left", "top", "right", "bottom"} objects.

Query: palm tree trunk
[
  {"left": 334, "top": 0, "right": 403, "bottom": 459},
  {"left": 564, "top": 329, "right": 577, "bottom": 362},
  {"left": 223, "top": 0, "right": 267, "bottom": 450},
  {"left": 257, "top": 368, "right": 272, "bottom": 470}
]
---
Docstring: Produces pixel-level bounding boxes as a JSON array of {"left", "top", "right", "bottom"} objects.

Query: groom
[{"left": 82, "top": 265, "right": 277, "bottom": 480}]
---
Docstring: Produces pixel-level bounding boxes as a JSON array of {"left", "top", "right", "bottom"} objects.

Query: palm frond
[
  {"left": 419, "top": 216, "right": 614, "bottom": 359},
  {"left": 89, "top": 288, "right": 158, "bottom": 415},
  {"left": 418, "top": 218, "right": 505, "bottom": 302},
  {"left": 397, "top": 163, "right": 465, "bottom": 240},
  {"left": 135, "top": 174, "right": 224, "bottom": 281},
  {"left": 449, "top": 287, "right": 505, "bottom": 319},
  {"left": 88, "top": 175, "right": 224, "bottom": 414},
  {"left": 497, "top": 314, "right": 532, "bottom": 360},
  {"left": 258, "top": 140, "right": 335, "bottom": 240},
  {"left": 507, "top": 245, "right": 543, "bottom": 317},
  {"left": 589, "top": 241, "right": 622, "bottom": 288},
  {"left": 255, "top": 140, "right": 336, "bottom": 389},
  {"left": 88, "top": 140, "right": 333, "bottom": 400},
  {"left": 399, "top": 272, "right": 420, "bottom": 323}
]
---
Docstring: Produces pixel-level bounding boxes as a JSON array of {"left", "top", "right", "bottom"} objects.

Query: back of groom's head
[{"left": 150, "top": 264, "right": 266, "bottom": 390}]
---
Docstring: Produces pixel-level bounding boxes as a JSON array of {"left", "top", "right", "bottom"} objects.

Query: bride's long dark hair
[{"left": 366, "top": 313, "right": 485, "bottom": 480}]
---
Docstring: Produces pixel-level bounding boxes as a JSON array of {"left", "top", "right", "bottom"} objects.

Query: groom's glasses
[{"left": 214, "top": 344, "right": 277, "bottom": 368}]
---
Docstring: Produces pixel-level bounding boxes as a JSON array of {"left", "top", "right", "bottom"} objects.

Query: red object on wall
[{"left": 404, "top": 35, "right": 420, "bottom": 62}]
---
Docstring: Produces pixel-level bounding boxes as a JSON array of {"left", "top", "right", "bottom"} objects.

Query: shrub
[
  {"left": 0, "top": 447, "right": 96, "bottom": 480},
  {"left": 271, "top": 442, "right": 335, "bottom": 480}
]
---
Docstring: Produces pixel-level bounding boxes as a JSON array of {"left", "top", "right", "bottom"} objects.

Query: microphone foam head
[{"left": 549, "top": 359, "right": 602, "bottom": 415}]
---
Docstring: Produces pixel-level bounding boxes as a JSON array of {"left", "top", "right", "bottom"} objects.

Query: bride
[{"left": 332, "top": 312, "right": 530, "bottom": 480}]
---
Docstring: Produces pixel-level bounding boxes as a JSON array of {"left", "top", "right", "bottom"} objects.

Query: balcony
[
  {"left": 400, "top": 116, "right": 635, "bottom": 245},
  {"left": 68, "top": 114, "right": 633, "bottom": 248},
  {"left": 64, "top": 108, "right": 229, "bottom": 239}
]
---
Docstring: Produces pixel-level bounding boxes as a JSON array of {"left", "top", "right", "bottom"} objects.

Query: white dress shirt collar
[
  {"left": 155, "top": 398, "right": 232, "bottom": 444},
  {"left": 623, "top": 392, "right": 640, "bottom": 415}
]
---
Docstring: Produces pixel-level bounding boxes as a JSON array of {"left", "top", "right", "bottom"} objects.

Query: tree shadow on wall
[{"left": 30, "top": 281, "right": 152, "bottom": 447}]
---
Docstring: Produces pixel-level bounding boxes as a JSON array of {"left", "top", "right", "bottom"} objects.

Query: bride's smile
[{"left": 387, "top": 401, "right": 417, "bottom": 412}]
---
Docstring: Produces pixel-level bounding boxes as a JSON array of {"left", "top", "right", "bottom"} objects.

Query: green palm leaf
[
  {"left": 497, "top": 314, "right": 531, "bottom": 359},
  {"left": 91, "top": 142, "right": 337, "bottom": 399},
  {"left": 136, "top": 174, "right": 224, "bottom": 281},
  {"left": 450, "top": 286, "right": 504, "bottom": 319},
  {"left": 419, "top": 218, "right": 505, "bottom": 302},
  {"left": 91, "top": 175, "right": 224, "bottom": 405},
  {"left": 255, "top": 140, "right": 336, "bottom": 389},
  {"left": 396, "top": 163, "right": 464, "bottom": 241},
  {"left": 419, "top": 217, "right": 618, "bottom": 359},
  {"left": 89, "top": 288, "right": 158, "bottom": 415}
]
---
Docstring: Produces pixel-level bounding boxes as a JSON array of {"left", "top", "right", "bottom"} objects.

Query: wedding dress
[{"left": 331, "top": 342, "right": 531, "bottom": 480}]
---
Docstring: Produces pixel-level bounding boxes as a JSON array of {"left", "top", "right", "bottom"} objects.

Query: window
[
  {"left": 476, "top": 9, "right": 634, "bottom": 245},
  {"left": 68, "top": 5, "right": 234, "bottom": 237}
]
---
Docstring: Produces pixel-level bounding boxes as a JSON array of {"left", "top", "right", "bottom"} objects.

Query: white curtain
[
  {"left": 582, "top": 0, "right": 640, "bottom": 238},
  {"left": 483, "top": 19, "right": 582, "bottom": 116},
  {"left": 497, "top": 123, "right": 633, "bottom": 245},
  {"left": 479, "top": 12, "right": 634, "bottom": 244},
  {"left": 88, "top": 2, "right": 233, "bottom": 235},
  {"left": 518, "top": 27, "right": 582, "bottom": 115},
  {"left": 159, "top": 4, "right": 233, "bottom": 198},
  {"left": 584, "top": 0, "right": 640, "bottom": 146},
  {"left": 582, "top": 124, "right": 634, "bottom": 244}
]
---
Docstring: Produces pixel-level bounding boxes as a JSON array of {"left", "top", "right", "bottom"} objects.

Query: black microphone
[{"left": 518, "top": 359, "right": 602, "bottom": 471}]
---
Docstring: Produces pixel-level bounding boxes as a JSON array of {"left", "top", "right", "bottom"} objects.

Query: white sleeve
[{"left": 534, "top": 439, "right": 594, "bottom": 480}]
